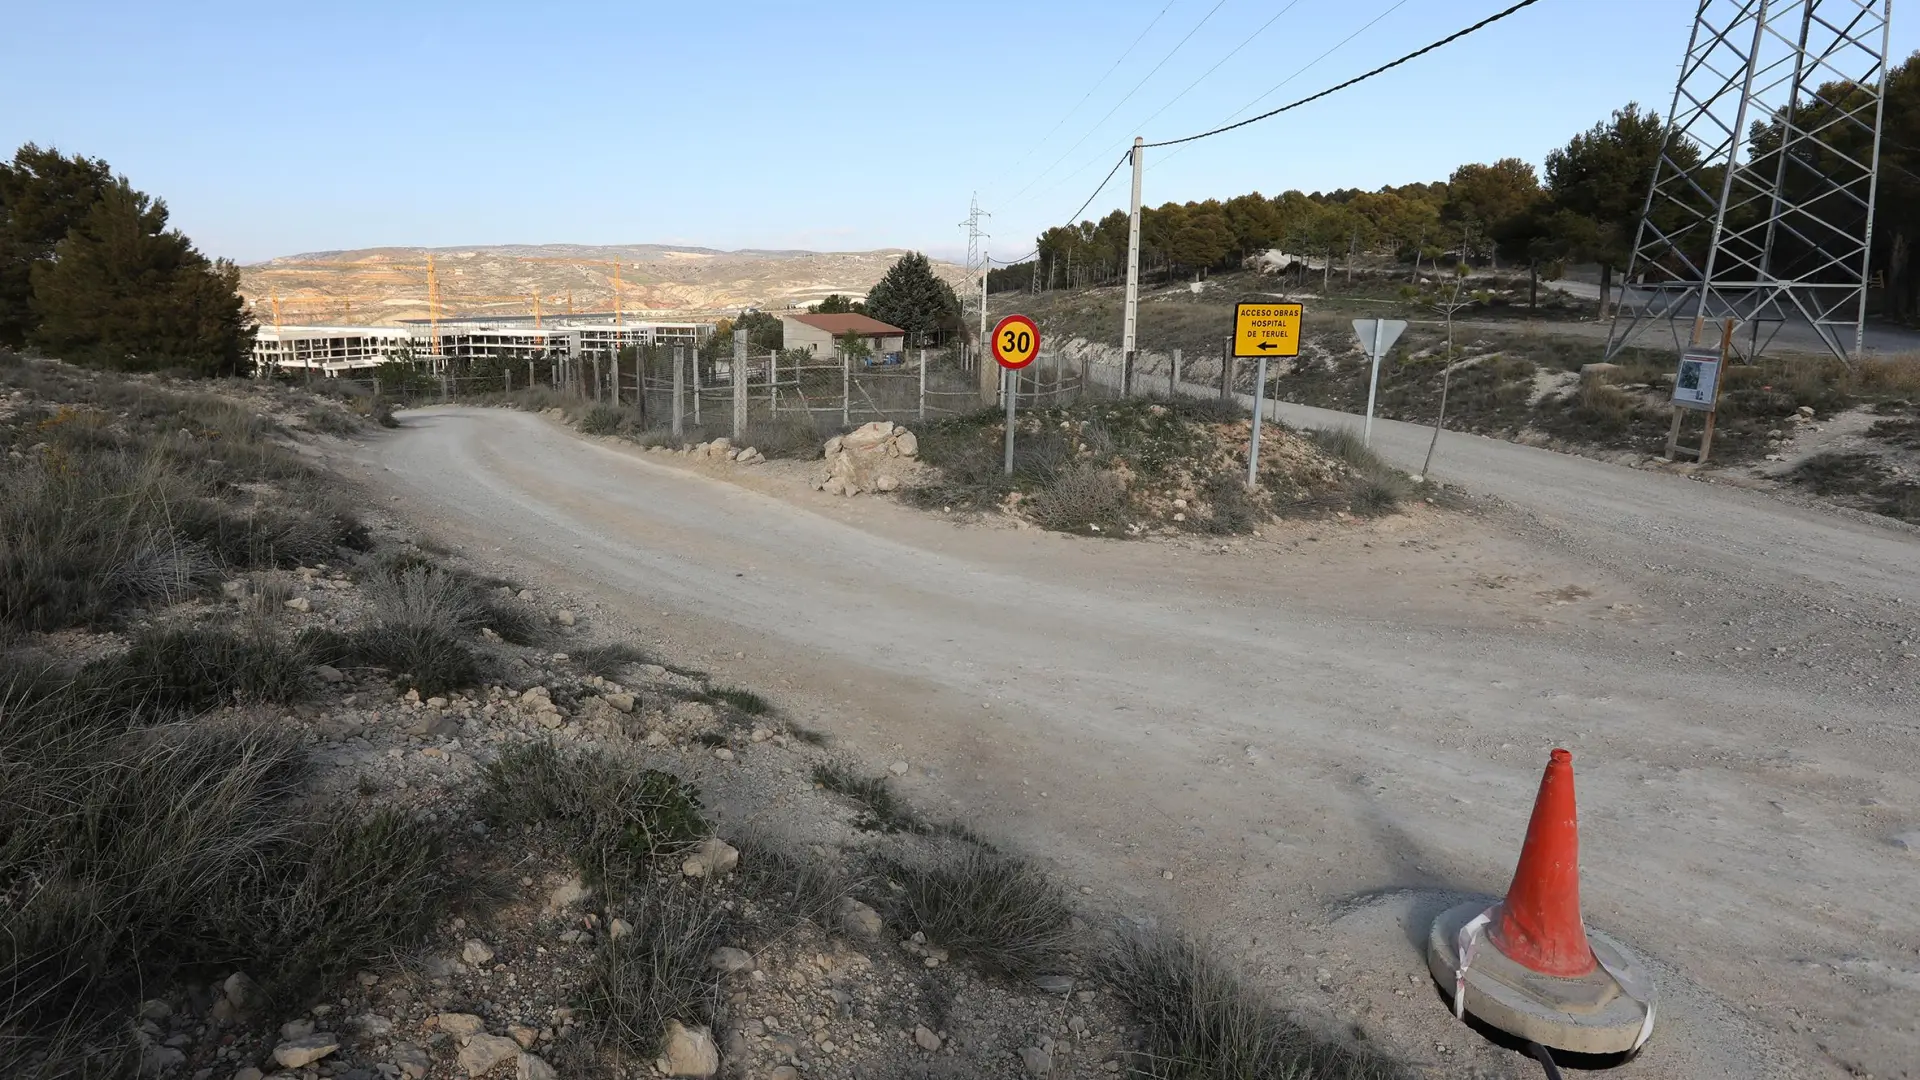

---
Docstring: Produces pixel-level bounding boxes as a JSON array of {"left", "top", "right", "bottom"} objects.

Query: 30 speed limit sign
[{"left": 991, "top": 314, "right": 1040, "bottom": 370}]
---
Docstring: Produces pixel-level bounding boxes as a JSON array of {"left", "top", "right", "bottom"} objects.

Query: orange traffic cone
[{"left": 1486, "top": 748, "right": 1596, "bottom": 977}]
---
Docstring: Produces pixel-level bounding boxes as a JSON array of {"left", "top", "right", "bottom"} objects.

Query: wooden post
[
  {"left": 1664, "top": 318, "right": 1734, "bottom": 464},
  {"left": 1170, "top": 347, "right": 1181, "bottom": 399},
  {"left": 1219, "top": 340, "right": 1234, "bottom": 403}
]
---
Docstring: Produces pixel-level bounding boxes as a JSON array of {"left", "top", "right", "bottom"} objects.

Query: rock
[
  {"left": 516, "top": 1053, "right": 559, "bottom": 1080},
  {"left": 894, "top": 430, "right": 919, "bottom": 457},
  {"left": 436, "top": 1012, "right": 486, "bottom": 1038},
  {"left": 545, "top": 875, "right": 589, "bottom": 912},
  {"left": 681, "top": 837, "right": 740, "bottom": 878},
  {"left": 709, "top": 946, "right": 755, "bottom": 974},
  {"left": 827, "top": 449, "right": 866, "bottom": 495},
  {"left": 458, "top": 1033, "right": 523, "bottom": 1076},
  {"left": 519, "top": 686, "right": 551, "bottom": 704},
  {"left": 1797, "top": 405, "right": 1816, "bottom": 418},
  {"left": 1031, "top": 974, "right": 1076, "bottom": 994},
  {"left": 508, "top": 1025, "right": 540, "bottom": 1049},
  {"left": 221, "top": 972, "right": 259, "bottom": 1010},
  {"left": 315, "top": 664, "right": 345, "bottom": 684},
  {"left": 554, "top": 609, "right": 576, "bottom": 627},
  {"left": 351, "top": 1013, "right": 393, "bottom": 1037},
  {"left": 876, "top": 475, "right": 899, "bottom": 492},
  {"left": 138, "top": 999, "right": 172, "bottom": 1021},
  {"left": 604, "top": 692, "right": 636, "bottom": 713},
  {"left": 284, "top": 596, "right": 312, "bottom": 613},
  {"left": 281, "top": 1019, "right": 316, "bottom": 1042},
  {"left": 461, "top": 938, "right": 495, "bottom": 966},
  {"left": 231, "top": 1069, "right": 265, "bottom": 1080},
  {"left": 271, "top": 1034, "right": 340, "bottom": 1069},
  {"left": 608, "top": 917, "right": 634, "bottom": 940},
  {"left": 888, "top": 760, "right": 909, "bottom": 776},
  {"left": 517, "top": 589, "right": 535, "bottom": 601},
  {"left": 140, "top": 1046, "right": 186, "bottom": 1075},
  {"left": 769, "top": 1033, "right": 803, "bottom": 1057},
  {"left": 1892, "top": 831, "right": 1920, "bottom": 853},
  {"left": 914, "top": 1025, "right": 942, "bottom": 1051},
  {"left": 390, "top": 1043, "right": 430, "bottom": 1080},
  {"left": 822, "top": 435, "right": 844, "bottom": 455},
  {"left": 713, "top": 747, "right": 734, "bottom": 761},
  {"left": 655, "top": 1020, "right": 720, "bottom": 1078},
  {"left": 1020, "top": 1044, "right": 1055, "bottom": 1076},
  {"left": 839, "top": 898, "right": 884, "bottom": 938},
  {"left": 770, "top": 1068, "right": 799, "bottom": 1080},
  {"left": 842, "top": 420, "right": 894, "bottom": 451}
]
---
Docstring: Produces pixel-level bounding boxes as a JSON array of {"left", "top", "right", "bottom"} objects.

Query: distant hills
[{"left": 238, "top": 244, "right": 972, "bottom": 326}]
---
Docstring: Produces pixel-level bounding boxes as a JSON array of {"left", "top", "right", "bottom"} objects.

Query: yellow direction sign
[{"left": 1234, "top": 302, "right": 1303, "bottom": 358}]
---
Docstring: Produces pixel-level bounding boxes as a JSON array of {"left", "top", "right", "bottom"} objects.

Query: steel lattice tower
[{"left": 1606, "top": 0, "right": 1891, "bottom": 364}]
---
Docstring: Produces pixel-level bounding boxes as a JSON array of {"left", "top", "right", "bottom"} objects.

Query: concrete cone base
[{"left": 1427, "top": 901, "right": 1657, "bottom": 1055}]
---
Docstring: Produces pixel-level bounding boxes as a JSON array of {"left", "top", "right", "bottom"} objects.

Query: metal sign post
[
  {"left": 1232, "top": 303, "right": 1303, "bottom": 486},
  {"left": 991, "top": 314, "right": 1041, "bottom": 476},
  {"left": 1350, "top": 318, "right": 1408, "bottom": 445}
]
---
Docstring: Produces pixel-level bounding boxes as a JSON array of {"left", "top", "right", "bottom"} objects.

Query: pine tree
[
  {"left": 863, "top": 252, "right": 961, "bottom": 346},
  {"left": 0, "top": 144, "right": 114, "bottom": 348},
  {"left": 28, "top": 180, "right": 253, "bottom": 374}
]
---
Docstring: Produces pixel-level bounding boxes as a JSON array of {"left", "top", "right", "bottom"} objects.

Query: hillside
[{"left": 240, "top": 243, "right": 972, "bottom": 326}]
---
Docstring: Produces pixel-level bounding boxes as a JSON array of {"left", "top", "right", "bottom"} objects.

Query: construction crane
[
  {"left": 251, "top": 256, "right": 445, "bottom": 353},
  {"left": 516, "top": 257, "right": 637, "bottom": 326},
  {"left": 256, "top": 290, "right": 393, "bottom": 329}
]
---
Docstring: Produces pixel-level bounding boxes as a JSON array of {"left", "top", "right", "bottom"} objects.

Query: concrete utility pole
[
  {"left": 732, "top": 331, "right": 747, "bottom": 442},
  {"left": 1122, "top": 136, "right": 1144, "bottom": 397},
  {"left": 977, "top": 252, "right": 997, "bottom": 406}
]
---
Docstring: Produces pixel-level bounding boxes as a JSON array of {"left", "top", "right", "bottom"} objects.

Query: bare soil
[{"left": 353, "top": 404, "right": 1920, "bottom": 1080}]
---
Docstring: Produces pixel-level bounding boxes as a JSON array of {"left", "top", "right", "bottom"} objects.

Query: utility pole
[
  {"left": 978, "top": 251, "right": 997, "bottom": 406},
  {"left": 1121, "top": 137, "right": 1143, "bottom": 397}
]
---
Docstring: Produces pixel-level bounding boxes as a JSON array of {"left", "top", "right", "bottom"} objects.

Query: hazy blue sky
[{"left": 6, "top": 1, "right": 1914, "bottom": 264}]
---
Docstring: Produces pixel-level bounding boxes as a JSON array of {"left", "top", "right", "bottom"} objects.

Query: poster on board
[{"left": 1672, "top": 348, "right": 1722, "bottom": 411}]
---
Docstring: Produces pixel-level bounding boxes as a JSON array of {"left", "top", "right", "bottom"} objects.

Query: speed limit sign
[{"left": 991, "top": 314, "right": 1040, "bottom": 370}]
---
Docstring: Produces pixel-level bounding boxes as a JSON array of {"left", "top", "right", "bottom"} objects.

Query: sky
[{"left": 5, "top": 0, "right": 1915, "bottom": 266}]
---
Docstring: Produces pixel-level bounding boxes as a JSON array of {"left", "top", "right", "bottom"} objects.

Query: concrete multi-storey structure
[{"left": 251, "top": 313, "right": 713, "bottom": 376}]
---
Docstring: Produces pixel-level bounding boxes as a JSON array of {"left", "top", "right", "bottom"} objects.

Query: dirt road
[{"left": 356, "top": 407, "right": 1920, "bottom": 1079}]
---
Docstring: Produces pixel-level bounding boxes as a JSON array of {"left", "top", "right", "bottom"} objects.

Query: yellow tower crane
[{"left": 515, "top": 257, "right": 637, "bottom": 327}]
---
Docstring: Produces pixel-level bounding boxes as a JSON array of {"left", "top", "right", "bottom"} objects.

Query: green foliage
[
  {"left": 732, "top": 309, "right": 783, "bottom": 350},
  {"left": 865, "top": 252, "right": 963, "bottom": 345},
  {"left": 577, "top": 404, "right": 628, "bottom": 435},
  {"left": 373, "top": 355, "right": 436, "bottom": 395},
  {"left": 811, "top": 293, "right": 863, "bottom": 314},
  {"left": 27, "top": 180, "right": 254, "bottom": 374},
  {"left": 0, "top": 144, "right": 114, "bottom": 348},
  {"left": 479, "top": 741, "right": 706, "bottom": 891},
  {"left": 836, "top": 329, "right": 873, "bottom": 363},
  {"left": 76, "top": 624, "right": 313, "bottom": 716}
]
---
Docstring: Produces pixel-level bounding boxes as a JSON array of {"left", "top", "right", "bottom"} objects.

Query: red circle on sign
[{"left": 991, "top": 314, "right": 1041, "bottom": 370}]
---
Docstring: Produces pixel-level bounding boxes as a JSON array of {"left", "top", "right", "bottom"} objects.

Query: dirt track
[{"left": 354, "top": 406, "right": 1920, "bottom": 1079}]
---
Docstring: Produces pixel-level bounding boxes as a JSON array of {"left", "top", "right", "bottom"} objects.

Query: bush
[
  {"left": 732, "top": 830, "right": 861, "bottom": 931},
  {"left": 741, "top": 414, "right": 827, "bottom": 459},
  {"left": 1194, "top": 472, "right": 1265, "bottom": 534},
  {"left": 1569, "top": 381, "right": 1639, "bottom": 434},
  {"left": 575, "top": 887, "right": 731, "bottom": 1062},
  {"left": 75, "top": 623, "right": 313, "bottom": 716},
  {"left": 0, "top": 701, "right": 471, "bottom": 1075},
  {"left": 880, "top": 845, "right": 1072, "bottom": 977},
  {"left": 578, "top": 404, "right": 630, "bottom": 436},
  {"left": 479, "top": 741, "right": 705, "bottom": 890},
  {"left": 1107, "top": 934, "right": 1406, "bottom": 1080},
  {"left": 1348, "top": 473, "right": 1413, "bottom": 517},
  {"left": 814, "top": 761, "right": 919, "bottom": 834},
  {"left": 707, "top": 686, "right": 770, "bottom": 716},
  {"left": 304, "top": 405, "right": 361, "bottom": 435},
  {"left": 1027, "top": 462, "right": 1129, "bottom": 533},
  {"left": 572, "top": 642, "right": 652, "bottom": 680}
]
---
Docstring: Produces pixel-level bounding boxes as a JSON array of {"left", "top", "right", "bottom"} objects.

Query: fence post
[
  {"left": 732, "top": 331, "right": 747, "bottom": 442},
  {"left": 1171, "top": 348, "right": 1180, "bottom": 399},
  {"left": 635, "top": 349, "right": 648, "bottom": 427},
  {"left": 840, "top": 350, "right": 850, "bottom": 427},
  {"left": 918, "top": 347, "right": 927, "bottom": 421},
  {"left": 672, "top": 345, "right": 685, "bottom": 439},
  {"left": 1219, "top": 340, "right": 1233, "bottom": 403},
  {"left": 769, "top": 348, "right": 779, "bottom": 416},
  {"left": 691, "top": 347, "right": 701, "bottom": 427},
  {"left": 505, "top": 369, "right": 512, "bottom": 394}
]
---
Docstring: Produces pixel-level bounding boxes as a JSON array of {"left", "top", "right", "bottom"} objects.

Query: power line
[
  {"left": 1150, "top": 0, "right": 1406, "bottom": 171},
  {"left": 1130, "top": 0, "right": 1310, "bottom": 135},
  {"left": 1003, "top": 0, "right": 1232, "bottom": 207},
  {"left": 1142, "top": 0, "right": 1544, "bottom": 149},
  {"left": 994, "top": 0, "right": 1178, "bottom": 186},
  {"left": 1063, "top": 152, "right": 1133, "bottom": 228}
]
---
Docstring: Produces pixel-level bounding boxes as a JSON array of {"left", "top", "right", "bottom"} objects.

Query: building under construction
[{"left": 251, "top": 313, "right": 714, "bottom": 376}]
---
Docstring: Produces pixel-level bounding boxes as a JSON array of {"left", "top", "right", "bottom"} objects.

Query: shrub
[
  {"left": 572, "top": 642, "right": 652, "bottom": 680},
  {"left": 575, "top": 887, "right": 731, "bottom": 1062},
  {"left": 479, "top": 741, "right": 705, "bottom": 890},
  {"left": 304, "top": 405, "right": 361, "bottom": 435},
  {"left": 1348, "top": 473, "right": 1413, "bottom": 517},
  {"left": 1194, "top": 472, "right": 1265, "bottom": 534},
  {"left": 1027, "top": 462, "right": 1129, "bottom": 533},
  {"left": 732, "top": 830, "right": 861, "bottom": 931},
  {"left": 0, "top": 702, "right": 471, "bottom": 1075},
  {"left": 741, "top": 414, "right": 827, "bottom": 459},
  {"left": 577, "top": 404, "right": 630, "bottom": 436},
  {"left": 707, "top": 686, "right": 770, "bottom": 716},
  {"left": 814, "top": 761, "right": 918, "bottom": 834},
  {"left": 75, "top": 623, "right": 313, "bottom": 716},
  {"left": 879, "top": 845, "right": 1072, "bottom": 977},
  {"left": 1107, "top": 934, "right": 1407, "bottom": 1080}
]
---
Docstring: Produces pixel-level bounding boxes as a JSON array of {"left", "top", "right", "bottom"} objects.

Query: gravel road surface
[{"left": 356, "top": 406, "right": 1920, "bottom": 1079}]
